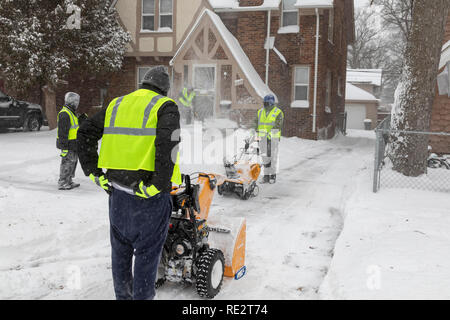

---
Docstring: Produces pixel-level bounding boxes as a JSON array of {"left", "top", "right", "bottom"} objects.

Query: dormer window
[
  {"left": 142, "top": 0, "right": 173, "bottom": 32},
  {"left": 282, "top": 0, "right": 298, "bottom": 27}
]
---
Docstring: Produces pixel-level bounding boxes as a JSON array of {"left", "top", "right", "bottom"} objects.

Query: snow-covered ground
[
  {"left": 320, "top": 167, "right": 450, "bottom": 299},
  {"left": 1, "top": 125, "right": 449, "bottom": 300}
]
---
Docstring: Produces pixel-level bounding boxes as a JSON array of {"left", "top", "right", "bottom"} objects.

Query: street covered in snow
[{"left": 1, "top": 125, "right": 449, "bottom": 300}]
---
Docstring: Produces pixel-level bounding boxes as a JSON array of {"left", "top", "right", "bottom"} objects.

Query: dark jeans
[
  {"left": 185, "top": 107, "right": 192, "bottom": 125},
  {"left": 58, "top": 150, "right": 78, "bottom": 186},
  {"left": 108, "top": 189, "right": 172, "bottom": 300}
]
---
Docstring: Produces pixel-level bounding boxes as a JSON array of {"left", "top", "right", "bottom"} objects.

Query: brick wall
[
  {"left": 55, "top": 56, "right": 173, "bottom": 116},
  {"left": 430, "top": 13, "right": 450, "bottom": 153},
  {"left": 220, "top": 0, "right": 349, "bottom": 140},
  {"left": 2, "top": 56, "right": 173, "bottom": 120}
]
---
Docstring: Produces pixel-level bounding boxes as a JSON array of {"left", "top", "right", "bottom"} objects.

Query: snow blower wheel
[
  {"left": 252, "top": 184, "right": 259, "bottom": 197},
  {"left": 217, "top": 184, "right": 224, "bottom": 195},
  {"left": 196, "top": 248, "right": 225, "bottom": 299}
]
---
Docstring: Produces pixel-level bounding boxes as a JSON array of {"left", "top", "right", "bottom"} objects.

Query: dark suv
[{"left": 0, "top": 90, "right": 46, "bottom": 131}]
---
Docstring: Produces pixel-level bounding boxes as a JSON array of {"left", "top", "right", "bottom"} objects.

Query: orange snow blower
[
  {"left": 156, "top": 173, "right": 246, "bottom": 299},
  {"left": 218, "top": 136, "right": 262, "bottom": 200}
]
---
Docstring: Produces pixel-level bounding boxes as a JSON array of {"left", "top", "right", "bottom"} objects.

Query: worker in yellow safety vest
[
  {"left": 254, "top": 94, "right": 284, "bottom": 184},
  {"left": 56, "top": 92, "right": 81, "bottom": 190},
  {"left": 77, "top": 66, "right": 181, "bottom": 300},
  {"left": 179, "top": 86, "right": 196, "bottom": 124}
]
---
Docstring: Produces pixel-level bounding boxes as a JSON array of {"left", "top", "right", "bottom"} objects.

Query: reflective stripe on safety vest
[
  {"left": 257, "top": 106, "right": 283, "bottom": 139},
  {"left": 98, "top": 89, "right": 182, "bottom": 185},
  {"left": 179, "top": 88, "right": 195, "bottom": 107},
  {"left": 57, "top": 106, "right": 79, "bottom": 141}
]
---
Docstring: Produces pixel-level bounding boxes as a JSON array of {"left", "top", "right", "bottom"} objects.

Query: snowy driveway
[{"left": 0, "top": 128, "right": 375, "bottom": 299}]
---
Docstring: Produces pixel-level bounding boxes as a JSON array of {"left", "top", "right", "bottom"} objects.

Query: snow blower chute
[{"left": 156, "top": 173, "right": 246, "bottom": 299}]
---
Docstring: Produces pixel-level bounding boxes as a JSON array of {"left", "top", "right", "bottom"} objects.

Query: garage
[
  {"left": 345, "top": 83, "right": 380, "bottom": 130},
  {"left": 345, "top": 104, "right": 366, "bottom": 130}
]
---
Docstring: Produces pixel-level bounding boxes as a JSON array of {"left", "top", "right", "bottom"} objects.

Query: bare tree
[
  {"left": 389, "top": 0, "right": 449, "bottom": 177},
  {"left": 347, "top": 9, "right": 384, "bottom": 69},
  {"left": 369, "top": 0, "right": 414, "bottom": 104},
  {"left": 375, "top": 0, "right": 414, "bottom": 40}
]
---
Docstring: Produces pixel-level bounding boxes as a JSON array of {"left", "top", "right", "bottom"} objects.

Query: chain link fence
[{"left": 373, "top": 115, "right": 450, "bottom": 193}]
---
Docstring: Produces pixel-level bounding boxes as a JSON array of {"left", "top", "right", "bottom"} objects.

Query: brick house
[
  {"left": 1, "top": 0, "right": 355, "bottom": 140},
  {"left": 431, "top": 13, "right": 450, "bottom": 153}
]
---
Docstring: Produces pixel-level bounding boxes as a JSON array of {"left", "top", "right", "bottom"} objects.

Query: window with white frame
[
  {"left": 328, "top": 8, "right": 334, "bottom": 43},
  {"left": 292, "top": 66, "right": 310, "bottom": 108},
  {"left": 138, "top": 67, "right": 152, "bottom": 87},
  {"left": 159, "top": 0, "right": 173, "bottom": 30},
  {"left": 282, "top": 0, "right": 298, "bottom": 27},
  {"left": 142, "top": 0, "right": 155, "bottom": 31},
  {"left": 142, "top": 0, "right": 173, "bottom": 32}
]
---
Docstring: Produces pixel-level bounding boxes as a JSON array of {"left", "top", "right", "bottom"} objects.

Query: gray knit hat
[{"left": 65, "top": 92, "right": 80, "bottom": 110}]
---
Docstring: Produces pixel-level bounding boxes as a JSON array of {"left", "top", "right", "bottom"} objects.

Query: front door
[{"left": 193, "top": 65, "right": 216, "bottom": 121}]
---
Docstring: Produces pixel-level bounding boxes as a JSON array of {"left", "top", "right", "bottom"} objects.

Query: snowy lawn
[
  {"left": 6, "top": 125, "right": 439, "bottom": 300},
  {"left": 320, "top": 134, "right": 450, "bottom": 299}
]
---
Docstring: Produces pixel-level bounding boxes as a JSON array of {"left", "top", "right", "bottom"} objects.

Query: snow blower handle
[{"left": 184, "top": 174, "right": 192, "bottom": 193}]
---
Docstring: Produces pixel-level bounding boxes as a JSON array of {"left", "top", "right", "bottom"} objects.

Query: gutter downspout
[
  {"left": 265, "top": 10, "right": 271, "bottom": 85},
  {"left": 313, "top": 8, "right": 320, "bottom": 133}
]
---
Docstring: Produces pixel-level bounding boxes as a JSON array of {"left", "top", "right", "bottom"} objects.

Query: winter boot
[
  {"left": 58, "top": 182, "right": 80, "bottom": 190},
  {"left": 269, "top": 174, "right": 276, "bottom": 184},
  {"left": 70, "top": 182, "right": 81, "bottom": 189},
  {"left": 260, "top": 175, "right": 270, "bottom": 184}
]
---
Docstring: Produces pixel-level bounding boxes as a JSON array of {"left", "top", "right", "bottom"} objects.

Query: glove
[
  {"left": 89, "top": 174, "right": 111, "bottom": 194},
  {"left": 60, "top": 150, "right": 68, "bottom": 157},
  {"left": 134, "top": 181, "right": 160, "bottom": 199},
  {"left": 244, "top": 138, "right": 250, "bottom": 150}
]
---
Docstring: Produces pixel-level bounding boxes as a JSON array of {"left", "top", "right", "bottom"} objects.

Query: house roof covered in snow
[
  {"left": 346, "top": 83, "right": 379, "bottom": 103},
  {"left": 295, "top": 0, "right": 334, "bottom": 8},
  {"left": 347, "top": 69, "right": 383, "bottom": 87},
  {"left": 208, "top": 0, "right": 281, "bottom": 11},
  {"left": 170, "top": 8, "right": 276, "bottom": 100},
  {"left": 439, "top": 40, "right": 450, "bottom": 70}
]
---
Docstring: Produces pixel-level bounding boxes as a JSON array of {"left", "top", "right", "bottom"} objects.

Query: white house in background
[
  {"left": 345, "top": 82, "right": 379, "bottom": 130},
  {"left": 346, "top": 68, "right": 383, "bottom": 98}
]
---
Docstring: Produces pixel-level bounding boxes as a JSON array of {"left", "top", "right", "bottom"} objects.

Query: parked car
[{"left": 0, "top": 90, "right": 46, "bottom": 131}]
